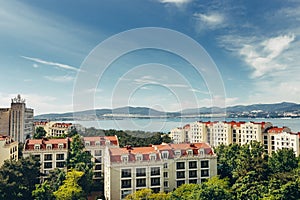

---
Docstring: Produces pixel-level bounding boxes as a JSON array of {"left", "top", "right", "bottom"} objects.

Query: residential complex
[
  {"left": 170, "top": 121, "right": 300, "bottom": 156},
  {"left": 83, "top": 136, "right": 119, "bottom": 181},
  {"left": 104, "top": 142, "right": 217, "bottom": 200},
  {"left": 23, "top": 138, "right": 70, "bottom": 176},
  {"left": 0, "top": 135, "right": 18, "bottom": 166},
  {"left": 34, "top": 121, "right": 75, "bottom": 137},
  {"left": 0, "top": 95, "right": 34, "bottom": 142}
]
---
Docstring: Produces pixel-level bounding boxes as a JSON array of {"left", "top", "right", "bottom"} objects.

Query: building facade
[
  {"left": 34, "top": 121, "right": 75, "bottom": 137},
  {"left": 0, "top": 135, "right": 18, "bottom": 166},
  {"left": 23, "top": 138, "right": 70, "bottom": 176},
  {"left": 104, "top": 143, "right": 217, "bottom": 200},
  {"left": 83, "top": 136, "right": 119, "bottom": 181},
  {"left": 0, "top": 95, "right": 34, "bottom": 142}
]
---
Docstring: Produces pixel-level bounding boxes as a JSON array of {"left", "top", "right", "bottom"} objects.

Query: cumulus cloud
[
  {"left": 194, "top": 12, "right": 226, "bottom": 32},
  {"left": 239, "top": 34, "right": 295, "bottom": 77}
]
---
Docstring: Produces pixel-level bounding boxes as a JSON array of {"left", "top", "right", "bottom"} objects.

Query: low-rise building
[
  {"left": 83, "top": 136, "right": 119, "bottom": 181},
  {"left": 0, "top": 135, "right": 18, "bottom": 166},
  {"left": 104, "top": 142, "right": 217, "bottom": 200},
  {"left": 23, "top": 138, "right": 70, "bottom": 176},
  {"left": 34, "top": 121, "right": 74, "bottom": 137}
]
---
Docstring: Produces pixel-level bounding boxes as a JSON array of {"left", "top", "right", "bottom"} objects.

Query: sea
[{"left": 67, "top": 117, "right": 300, "bottom": 133}]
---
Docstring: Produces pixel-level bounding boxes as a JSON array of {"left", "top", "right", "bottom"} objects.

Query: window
[
  {"left": 56, "top": 162, "right": 65, "bottom": 168},
  {"left": 163, "top": 172, "right": 168, "bottom": 178},
  {"left": 122, "top": 155, "right": 128, "bottom": 162},
  {"left": 94, "top": 172, "right": 102, "bottom": 178},
  {"left": 189, "top": 179, "right": 197, "bottom": 184},
  {"left": 94, "top": 150, "right": 102, "bottom": 156},
  {"left": 161, "top": 151, "right": 169, "bottom": 159},
  {"left": 189, "top": 161, "right": 197, "bottom": 169},
  {"left": 56, "top": 154, "right": 64, "bottom": 160},
  {"left": 46, "top": 144, "right": 52, "bottom": 150},
  {"left": 189, "top": 170, "right": 197, "bottom": 178},
  {"left": 95, "top": 158, "right": 102, "bottom": 163},
  {"left": 177, "top": 180, "right": 185, "bottom": 187},
  {"left": 136, "top": 154, "right": 143, "bottom": 161},
  {"left": 151, "top": 167, "right": 160, "bottom": 176},
  {"left": 136, "top": 178, "right": 146, "bottom": 187},
  {"left": 44, "top": 162, "right": 52, "bottom": 169},
  {"left": 85, "top": 141, "right": 90, "bottom": 146},
  {"left": 34, "top": 144, "right": 40, "bottom": 150},
  {"left": 34, "top": 154, "right": 40, "bottom": 161},
  {"left": 121, "top": 180, "right": 131, "bottom": 188},
  {"left": 121, "top": 169, "right": 131, "bottom": 178},
  {"left": 95, "top": 141, "right": 100, "bottom": 146},
  {"left": 177, "top": 171, "right": 185, "bottom": 179},
  {"left": 152, "top": 187, "right": 160, "bottom": 193},
  {"left": 163, "top": 163, "right": 168, "bottom": 169},
  {"left": 187, "top": 150, "right": 193, "bottom": 156},
  {"left": 95, "top": 164, "right": 102, "bottom": 170},
  {"left": 201, "top": 169, "right": 209, "bottom": 177},
  {"left": 121, "top": 190, "right": 132, "bottom": 199},
  {"left": 201, "top": 160, "right": 209, "bottom": 168},
  {"left": 175, "top": 150, "right": 181, "bottom": 157},
  {"left": 176, "top": 162, "right": 185, "bottom": 170},
  {"left": 58, "top": 143, "right": 64, "bottom": 149},
  {"left": 164, "top": 181, "right": 168, "bottom": 187},
  {"left": 151, "top": 178, "right": 160, "bottom": 186},
  {"left": 44, "top": 154, "right": 52, "bottom": 161},
  {"left": 136, "top": 168, "right": 146, "bottom": 177},
  {"left": 150, "top": 154, "right": 156, "bottom": 161}
]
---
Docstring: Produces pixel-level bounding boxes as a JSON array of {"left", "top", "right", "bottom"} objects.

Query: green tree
[
  {"left": 67, "top": 134, "right": 93, "bottom": 196},
  {"left": 32, "top": 181, "right": 55, "bottom": 200},
  {"left": 0, "top": 156, "right": 40, "bottom": 199},
  {"left": 171, "top": 184, "right": 201, "bottom": 200},
  {"left": 53, "top": 169, "right": 85, "bottom": 200},
  {"left": 268, "top": 148, "right": 298, "bottom": 174},
  {"left": 125, "top": 188, "right": 170, "bottom": 200},
  {"left": 34, "top": 127, "right": 47, "bottom": 139}
]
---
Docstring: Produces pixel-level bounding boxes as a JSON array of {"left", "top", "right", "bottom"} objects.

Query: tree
[
  {"left": 53, "top": 169, "right": 85, "bottom": 200},
  {"left": 32, "top": 181, "right": 55, "bottom": 200},
  {"left": 125, "top": 188, "right": 170, "bottom": 200},
  {"left": 0, "top": 156, "right": 40, "bottom": 199},
  {"left": 67, "top": 134, "right": 93, "bottom": 196},
  {"left": 171, "top": 184, "right": 201, "bottom": 200},
  {"left": 268, "top": 148, "right": 298, "bottom": 174},
  {"left": 34, "top": 127, "right": 47, "bottom": 139}
]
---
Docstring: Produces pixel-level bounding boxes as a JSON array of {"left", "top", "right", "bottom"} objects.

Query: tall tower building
[{"left": 0, "top": 95, "right": 34, "bottom": 143}]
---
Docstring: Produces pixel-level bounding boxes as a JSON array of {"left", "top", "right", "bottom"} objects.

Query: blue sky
[{"left": 0, "top": 0, "right": 299, "bottom": 115}]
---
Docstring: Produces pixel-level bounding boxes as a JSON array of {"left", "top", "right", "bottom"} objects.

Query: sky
[{"left": 0, "top": 0, "right": 299, "bottom": 115}]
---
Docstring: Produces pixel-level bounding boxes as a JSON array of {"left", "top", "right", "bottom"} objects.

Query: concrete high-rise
[{"left": 0, "top": 95, "right": 34, "bottom": 142}]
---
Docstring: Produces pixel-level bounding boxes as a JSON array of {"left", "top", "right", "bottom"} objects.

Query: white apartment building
[
  {"left": 169, "top": 127, "right": 184, "bottom": 144},
  {"left": 207, "top": 121, "right": 232, "bottom": 147},
  {"left": 104, "top": 143, "right": 217, "bottom": 200},
  {"left": 0, "top": 95, "right": 34, "bottom": 142},
  {"left": 23, "top": 138, "right": 70, "bottom": 176},
  {"left": 188, "top": 121, "right": 207, "bottom": 143},
  {"left": 34, "top": 121, "right": 75, "bottom": 137},
  {"left": 83, "top": 136, "right": 119, "bottom": 181},
  {"left": 239, "top": 122, "right": 272, "bottom": 145},
  {"left": 0, "top": 135, "right": 18, "bottom": 166}
]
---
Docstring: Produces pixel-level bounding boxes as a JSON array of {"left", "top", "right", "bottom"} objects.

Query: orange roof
[
  {"left": 268, "top": 127, "right": 285, "bottom": 133},
  {"left": 83, "top": 135, "right": 119, "bottom": 146}
]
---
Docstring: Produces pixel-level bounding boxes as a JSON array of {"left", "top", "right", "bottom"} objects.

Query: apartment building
[
  {"left": 188, "top": 121, "right": 207, "bottom": 143},
  {"left": 238, "top": 122, "right": 272, "bottom": 145},
  {"left": 104, "top": 142, "right": 217, "bottom": 200},
  {"left": 34, "top": 121, "right": 74, "bottom": 137},
  {"left": 0, "top": 95, "right": 34, "bottom": 142},
  {"left": 23, "top": 138, "right": 70, "bottom": 176},
  {"left": 207, "top": 121, "right": 232, "bottom": 146},
  {"left": 0, "top": 135, "right": 18, "bottom": 166},
  {"left": 83, "top": 136, "right": 119, "bottom": 181}
]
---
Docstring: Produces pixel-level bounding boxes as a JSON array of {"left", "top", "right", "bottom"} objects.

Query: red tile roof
[
  {"left": 83, "top": 136, "right": 119, "bottom": 146},
  {"left": 24, "top": 138, "right": 70, "bottom": 151},
  {"left": 268, "top": 127, "right": 285, "bottom": 133}
]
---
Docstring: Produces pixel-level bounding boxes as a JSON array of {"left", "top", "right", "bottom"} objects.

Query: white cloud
[
  {"left": 22, "top": 56, "right": 80, "bottom": 72},
  {"left": 194, "top": 12, "right": 226, "bottom": 31},
  {"left": 239, "top": 34, "right": 295, "bottom": 77},
  {"left": 44, "top": 75, "right": 75, "bottom": 83}
]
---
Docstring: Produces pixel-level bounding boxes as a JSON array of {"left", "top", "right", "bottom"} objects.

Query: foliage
[
  {"left": 268, "top": 148, "right": 298, "bottom": 174},
  {"left": 32, "top": 181, "right": 55, "bottom": 200},
  {"left": 125, "top": 188, "right": 170, "bottom": 200},
  {"left": 53, "top": 169, "right": 85, "bottom": 200},
  {"left": 33, "top": 127, "right": 47, "bottom": 139},
  {"left": 0, "top": 156, "right": 40, "bottom": 199}
]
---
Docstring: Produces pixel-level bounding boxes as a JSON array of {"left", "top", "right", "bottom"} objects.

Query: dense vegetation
[
  {"left": 82, "top": 128, "right": 172, "bottom": 147},
  {"left": 127, "top": 141, "right": 300, "bottom": 200}
]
